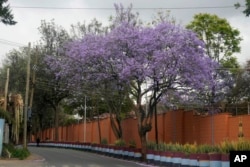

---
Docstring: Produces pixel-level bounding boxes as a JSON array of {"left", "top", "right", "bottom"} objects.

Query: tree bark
[
  {"left": 54, "top": 105, "right": 60, "bottom": 141},
  {"left": 140, "top": 132, "right": 147, "bottom": 161}
]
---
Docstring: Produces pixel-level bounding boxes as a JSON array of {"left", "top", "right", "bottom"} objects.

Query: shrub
[
  {"left": 173, "top": 143, "right": 184, "bottom": 152},
  {"left": 236, "top": 140, "right": 250, "bottom": 151},
  {"left": 114, "top": 139, "right": 126, "bottom": 147},
  {"left": 219, "top": 140, "right": 236, "bottom": 153},
  {"left": 182, "top": 143, "right": 198, "bottom": 155},
  {"left": 146, "top": 141, "right": 158, "bottom": 150},
  {"left": 197, "top": 144, "right": 219, "bottom": 153},
  {"left": 157, "top": 142, "right": 167, "bottom": 151},
  {"left": 128, "top": 139, "right": 136, "bottom": 148},
  {"left": 12, "top": 148, "right": 30, "bottom": 160},
  {"left": 101, "top": 138, "right": 108, "bottom": 145},
  {"left": 1, "top": 143, "right": 30, "bottom": 160}
]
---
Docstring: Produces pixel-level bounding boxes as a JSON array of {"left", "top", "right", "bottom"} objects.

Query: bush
[
  {"left": 197, "top": 144, "right": 219, "bottom": 153},
  {"left": 2, "top": 143, "right": 30, "bottom": 160},
  {"left": 146, "top": 141, "right": 158, "bottom": 150},
  {"left": 128, "top": 139, "right": 136, "bottom": 148},
  {"left": 182, "top": 143, "right": 198, "bottom": 155},
  {"left": 219, "top": 140, "right": 236, "bottom": 153},
  {"left": 101, "top": 138, "right": 108, "bottom": 145},
  {"left": 114, "top": 139, "right": 126, "bottom": 147},
  {"left": 12, "top": 148, "right": 30, "bottom": 160}
]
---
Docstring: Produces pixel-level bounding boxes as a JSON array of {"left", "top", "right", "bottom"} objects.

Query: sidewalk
[{"left": 0, "top": 154, "right": 45, "bottom": 167}]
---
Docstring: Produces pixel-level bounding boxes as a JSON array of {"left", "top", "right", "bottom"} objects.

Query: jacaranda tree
[{"left": 47, "top": 18, "right": 219, "bottom": 159}]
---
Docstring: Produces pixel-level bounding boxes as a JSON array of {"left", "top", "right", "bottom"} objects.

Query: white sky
[{"left": 0, "top": 0, "right": 249, "bottom": 66}]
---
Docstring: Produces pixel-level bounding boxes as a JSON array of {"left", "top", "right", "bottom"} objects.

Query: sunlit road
[{"left": 28, "top": 147, "right": 151, "bottom": 167}]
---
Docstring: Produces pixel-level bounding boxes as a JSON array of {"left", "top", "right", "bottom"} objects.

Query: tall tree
[
  {"left": 0, "top": 46, "right": 35, "bottom": 144},
  {"left": 0, "top": 0, "right": 16, "bottom": 25},
  {"left": 186, "top": 13, "right": 242, "bottom": 108},
  {"left": 1, "top": 48, "right": 27, "bottom": 95},
  {"left": 186, "top": 13, "right": 241, "bottom": 67},
  {"left": 49, "top": 17, "right": 218, "bottom": 161},
  {"left": 54, "top": 6, "right": 137, "bottom": 140},
  {"left": 35, "top": 20, "right": 70, "bottom": 141}
]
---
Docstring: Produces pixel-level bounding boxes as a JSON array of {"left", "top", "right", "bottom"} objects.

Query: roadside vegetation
[{"left": 1, "top": 143, "right": 30, "bottom": 160}]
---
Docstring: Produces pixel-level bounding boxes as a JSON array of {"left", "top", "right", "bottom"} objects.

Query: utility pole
[
  {"left": 23, "top": 43, "right": 31, "bottom": 149},
  {"left": 28, "top": 46, "right": 38, "bottom": 142},
  {"left": 4, "top": 68, "right": 9, "bottom": 111},
  {"left": 29, "top": 47, "right": 38, "bottom": 110}
]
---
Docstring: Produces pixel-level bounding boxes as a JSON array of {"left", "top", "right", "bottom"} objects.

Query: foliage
[
  {"left": 46, "top": 4, "right": 218, "bottom": 161},
  {"left": 0, "top": 48, "right": 28, "bottom": 95},
  {"left": 0, "top": 108, "right": 12, "bottom": 123},
  {"left": 197, "top": 144, "right": 219, "bottom": 153},
  {"left": 168, "top": 143, "right": 183, "bottom": 152},
  {"left": 146, "top": 140, "right": 250, "bottom": 154},
  {"left": 35, "top": 20, "right": 71, "bottom": 141},
  {"left": 146, "top": 141, "right": 158, "bottom": 150},
  {"left": 226, "top": 61, "right": 250, "bottom": 115},
  {"left": 12, "top": 148, "right": 30, "bottom": 160},
  {"left": 101, "top": 138, "right": 108, "bottom": 145},
  {"left": 128, "top": 139, "right": 136, "bottom": 148},
  {"left": 186, "top": 13, "right": 241, "bottom": 65},
  {"left": 219, "top": 140, "right": 236, "bottom": 153},
  {"left": 157, "top": 142, "right": 167, "bottom": 151},
  {"left": 235, "top": 0, "right": 250, "bottom": 17},
  {"left": 0, "top": 0, "right": 16, "bottom": 25},
  {"left": 182, "top": 143, "right": 198, "bottom": 154},
  {"left": 219, "top": 140, "right": 250, "bottom": 153},
  {"left": 70, "top": 18, "right": 108, "bottom": 39},
  {"left": 114, "top": 139, "right": 126, "bottom": 147},
  {"left": 61, "top": 117, "right": 78, "bottom": 126},
  {"left": 186, "top": 13, "right": 241, "bottom": 107},
  {"left": 2, "top": 143, "right": 30, "bottom": 160}
]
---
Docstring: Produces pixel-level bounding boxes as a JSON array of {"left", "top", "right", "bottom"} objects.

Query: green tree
[
  {"left": 0, "top": 0, "right": 16, "bottom": 25},
  {"left": 186, "top": 13, "right": 242, "bottom": 68},
  {"left": 0, "top": 46, "right": 36, "bottom": 144},
  {"left": 35, "top": 20, "right": 70, "bottom": 141},
  {"left": 186, "top": 13, "right": 242, "bottom": 109},
  {"left": 1, "top": 48, "right": 27, "bottom": 95},
  {"left": 225, "top": 61, "right": 250, "bottom": 115},
  {"left": 235, "top": 0, "right": 250, "bottom": 17}
]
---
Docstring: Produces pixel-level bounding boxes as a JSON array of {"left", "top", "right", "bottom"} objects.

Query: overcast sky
[{"left": 0, "top": 0, "right": 249, "bottom": 66}]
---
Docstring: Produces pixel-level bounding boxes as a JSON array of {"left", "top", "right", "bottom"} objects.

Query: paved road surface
[{"left": 1, "top": 147, "right": 155, "bottom": 167}]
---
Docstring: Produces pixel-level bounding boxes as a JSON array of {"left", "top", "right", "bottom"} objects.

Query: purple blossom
[{"left": 46, "top": 19, "right": 219, "bottom": 108}]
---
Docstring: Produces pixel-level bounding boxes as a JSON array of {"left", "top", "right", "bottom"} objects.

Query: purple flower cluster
[{"left": 46, "top": 20, "right": 219, "bottom": 106}]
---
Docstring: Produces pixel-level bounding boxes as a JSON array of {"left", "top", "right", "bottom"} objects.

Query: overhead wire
[
  {"left": 0, "top": 4, "right": 244, "bottom": 50},
  {"left": 2, "top": 4, "right": 247, "bottom": 95},
  {"left": 10, "top": 5, "right": 243, "bottom": 10},
  {"left": 0, "top": 38, "right": 26, "bottom": 47}
]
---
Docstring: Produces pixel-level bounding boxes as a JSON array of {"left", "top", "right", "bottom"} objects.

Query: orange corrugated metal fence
[{"left": 36, "top": 110, "right": 250, "bottom": 147}]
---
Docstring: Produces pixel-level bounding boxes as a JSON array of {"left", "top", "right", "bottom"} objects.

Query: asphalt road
[{"left": 27, "top": 147, "right": 153, "bottom": 167}]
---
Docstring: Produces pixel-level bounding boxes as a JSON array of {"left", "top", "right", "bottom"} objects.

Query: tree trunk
[
  {"left": 110, "top": 114, "right": 122, "bottom": 139},
  {"left": 54, "top": 105, "right": 60, "bottom": 141},
  {"left": 140, "top": 130, "right": 147, "bottom": 161},
  {"left": 136, "top": 99, "right": 153, "bottom": 162},
  {"left": 97, "top": 114, "right": 101, "bottom": 144}
]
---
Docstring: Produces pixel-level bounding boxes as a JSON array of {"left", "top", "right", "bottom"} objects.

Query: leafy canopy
[
  {"left": 48, "top": 21, "right": 219, "bottom": 110},
  {"left": 0, "top": 0, "right": 16, "bottom": 25}
]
